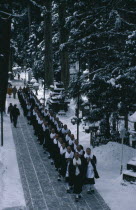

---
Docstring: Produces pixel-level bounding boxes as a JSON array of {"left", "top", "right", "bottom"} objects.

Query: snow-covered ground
[
  {"left": 94, "top": 143, "right": 136, "bottom": 210},
  {"left": 0, "top": 106, "right": 26, "bottom": 209}
]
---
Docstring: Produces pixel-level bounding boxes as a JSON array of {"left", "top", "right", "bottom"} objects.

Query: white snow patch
[{"left": 0, "top": 112, "right": 26, "bottom": 209}]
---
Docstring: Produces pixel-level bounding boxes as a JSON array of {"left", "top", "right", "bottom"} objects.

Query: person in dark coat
[
  {"left": 58, "top": 142, "right": 66, "bottom": 181},
  {"left": 64, "top": 146, "right": 74, "bottom": 193},
  {"left": 52, "top": 134, "right": 60, "bottom": 170},
  {"left": 11, "top": 104, "right": 20, "bottom": 127},
  {"left": 49, "top": 128, "right": 56, "bottom": 163},
  {"left": 18, "top": 73, "right": 20, "bottom": 80},
  {"left": 12, "top": 86, "right": 17, "bottom": 99},
  {"left": 69, "top": 152, "right": 83, "bottom": 202},
  {"left": 7, "top": 103, "right": 13, "bottom": 123},
  {"left": 84, "top": 148, "right": 99, "bottom": 194},
  {"left": 43, "top": 122, "right": 50, "bottom": 152}
]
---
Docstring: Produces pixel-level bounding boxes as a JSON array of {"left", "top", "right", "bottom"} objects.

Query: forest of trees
[{"left": 0, "top": 0, "right": 136, "bottom": 135}]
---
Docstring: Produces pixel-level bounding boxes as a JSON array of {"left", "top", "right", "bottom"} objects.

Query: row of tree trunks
[
  {"left": 43, "top": 0, "right": 70, "bottom": 88},
  {"left": 25, "top": 0, "right": 70, "bottom": 88},
  {"left": 44, "top": 0, "right": 53, "bottom": 87},
  {"left": 27, "top": 1, "right": 31, "bottom": 36},
  {"left": 58, "top": 0, "right": 69, "bottom": 89}
]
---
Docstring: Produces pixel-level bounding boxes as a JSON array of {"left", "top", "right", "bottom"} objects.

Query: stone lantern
[
  {"left": 33, "top": 82, "right": 39, "bottom": 95},
  {"left": 30, "top": 78, "right": 37, "bottom": 85}
]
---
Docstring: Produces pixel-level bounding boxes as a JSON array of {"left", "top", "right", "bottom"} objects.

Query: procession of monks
[{"left": 18, "top": 87, "right": 99, "bottom": 202}]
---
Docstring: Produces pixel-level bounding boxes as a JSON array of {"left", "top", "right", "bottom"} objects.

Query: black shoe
[
  {"left": 58, "top": 176, "right": 61, "bottom": 182},
  {"left": 87, "top": 190, "right": 91, "bottom": 194},
  {"left": 91, "top": 189, "right": 94, "bottom": 193},
  {"left": 67, "top": 189, "right": 70, "bottom": 193},
  {"left": 75, "top": 197, "right": 79, "bottom": 202},
  {"left": 79, "top": 195, "right": 81, "bottom": 198}
]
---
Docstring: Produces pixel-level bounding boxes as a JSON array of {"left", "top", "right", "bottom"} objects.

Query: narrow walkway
[{"left": 10, "top": 100, "right": 110, "bottom": 210}]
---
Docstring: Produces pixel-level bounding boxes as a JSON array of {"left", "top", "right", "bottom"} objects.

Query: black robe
[
  {"left": 69, "top": 159, "right": 83, "bottom": 194},
  {"left": 83, "top": 155, "right": 99, "bottom": 184},
  {"left": 59, "top": 153, "right": 67, "bottom": 177}
]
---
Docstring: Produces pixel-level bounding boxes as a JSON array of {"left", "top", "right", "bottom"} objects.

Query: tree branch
[
  {"left": 121, "top": 18, "right": 136, "bottom": 26},
  {"left": 0, "top": 10, "right": 26, "bottom": 17},
  {"left": 118, "top": 8, "right": 136, "bottom": 14},
  {"left": 29, "top": 0, "right": 45, "bottom": 9}
]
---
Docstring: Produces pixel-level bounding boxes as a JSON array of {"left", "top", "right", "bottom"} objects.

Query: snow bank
[
  {"left": 94, "top": 142, "right": 136, "bottom": 173},
  {"left": 94, "top": 142, "right": 136, "bottom": 210},
  {"left": 0, "top": 114, "right": 26, "bottom": 210},
  {"left": 0, "top": 150, "right": 5, "bottom": 207}
]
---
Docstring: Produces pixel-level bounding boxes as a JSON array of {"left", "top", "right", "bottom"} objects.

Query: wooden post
[
  {"left": 120, "top": 137, "right": 124, "bottom": 174},
  {"left": 120, "top": 128, "right": 126, "bottom": 174},
  {"left": 77, "top": 94, "right": 80, "bottom": 143}
]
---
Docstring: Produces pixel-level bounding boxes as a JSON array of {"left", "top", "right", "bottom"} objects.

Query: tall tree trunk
[
  {"left": 105, "top": 113, "right": 111, "bottom": 138},
  {"left": 124, "top": 112, "right": 128, "bottom": 131},
  {"left": 112, "top": 112, "right": 117, "bottom": 131},
  {"left": 28, "top": 1, "right": 31, "bottom": 36},
  {"left": 58, "top": 0, "right": 69, "bottom": 89},
  {"left": 0, "top": 14, "right": 11, "bottom": 111},
  {"left": 9, "top": 47, "right": 13, "bottom": 74},
  {"left": 44, "top": 0, "right": 53, "bottom": 87}
]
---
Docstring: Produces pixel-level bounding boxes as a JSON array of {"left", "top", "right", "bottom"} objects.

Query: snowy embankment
[
  {"left": 0, "top": 114, "right": 26, "bottom": 210},
  {"left": 94, "top": 142, "right": 136, "bottom": 210}
]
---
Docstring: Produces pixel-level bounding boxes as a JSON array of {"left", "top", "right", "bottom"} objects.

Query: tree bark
[
  {"left": 124, "top": 112, "right": 128, "bottom": 131},
  {"left": 112, "top": 113, "right": 117, "bottom": 131},
  {"left": 28, "top": 1, "right": 31, "bottom": 36},
  {"left": 44, "top": 0, "right": 53, "bottom": 87},
  {"left": 9, "top": 47, "right": 13, "bottom": 74},
  {"left": 105, "top": 113, "right": 111, "bottom": 138},
  {"left": 0, "top": 15, "right": 11, "bottom": 111},
  {"left": 58, "top": 0, "right": 69, "bottom": 89}
]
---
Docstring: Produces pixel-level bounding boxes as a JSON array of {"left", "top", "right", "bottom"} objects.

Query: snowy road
[{"left": 10, "top": 78, "right": 110, "bottom": 210}]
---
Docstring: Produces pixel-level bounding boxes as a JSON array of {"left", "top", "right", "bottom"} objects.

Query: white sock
[
  {"left": 66, "top": 183, "right": 70, "bottom": 190},
  {"left": 76, "top": 194, "right": 78, "bottom": 198},
  {"left": 87, "top": 184, "right": 91, "bottom": 191},
  {"left": 90, "top": 184, "right": 94, "bottom": 191}
]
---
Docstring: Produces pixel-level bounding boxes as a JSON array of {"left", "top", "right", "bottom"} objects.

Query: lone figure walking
[
  {"left": 11, "top": 104, "right": 20, "bottom": 128},
  {"left": 7, "top": 103, "right": 13, "bottom": 123},
  {"left": 12, "top": 86, "right": 17, "bottom": 99}
]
